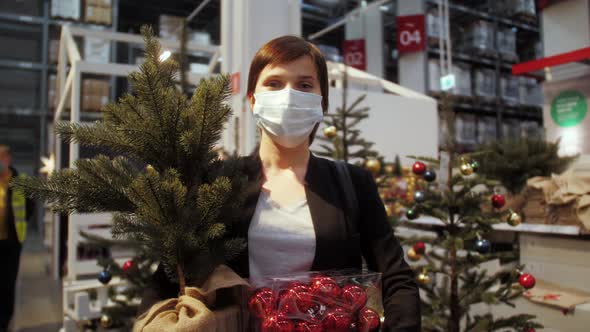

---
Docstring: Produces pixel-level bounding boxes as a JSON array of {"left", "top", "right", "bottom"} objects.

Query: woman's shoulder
[{"left": 311, "top": 154, "right": 372, "bottom": 184}]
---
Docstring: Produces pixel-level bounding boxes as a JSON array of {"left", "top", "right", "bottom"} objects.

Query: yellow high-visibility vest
[{"left": 11, "top": 178, "right": 27, "bottom": 243}]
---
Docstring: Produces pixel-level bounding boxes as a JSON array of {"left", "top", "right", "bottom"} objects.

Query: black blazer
[{"left": 139, "top": 153, "right": 421, "bottom": 331}]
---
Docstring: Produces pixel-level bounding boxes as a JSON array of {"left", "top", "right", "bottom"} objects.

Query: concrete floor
[{"left": 12, "top": 231, "right": 62, "bottom": 332}]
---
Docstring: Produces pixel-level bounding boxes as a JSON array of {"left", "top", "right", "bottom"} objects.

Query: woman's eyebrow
[{"left": 297, "top": 75, "right": 317, "bottom": 81}]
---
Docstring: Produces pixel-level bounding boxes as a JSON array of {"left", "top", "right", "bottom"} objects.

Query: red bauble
[
  {"left": 310, "top": 276, "right": 341, "bottom": 305},
  {"left": 525, "top": 329, "right": 536, "bottom": 332},
  {"left": 491, "top": 194, "right": 506, "bottom": 209},
  {"left": 341, "top": 284, "right": 367, "bottom": 312},
  {"left": 322, "top": 307, "right": 353, "bottom": 332},
  {"left": 358, "top": 307, "right": 381, "bottom": 332},
  {"left": 413, "top": 242, "right": 426, "bottom": 255},
  {"left": 248, "top": 287, "right": 276, "bottom": 318},
  {"left": 293, "top": 321, "right": 323, "bottom": 332},
  {"left": 278, "top": 283, "right": 314, "bottom": 316},
  {"left": 519, "top": 273, "right": 536, "bottom": 289},
  {"left": 412, "top": 161, "right": 427, "bottom": 176},
  {"left": 261, "top": 314, "right": 294, "bottom": 332},
  {"left": 122, "top": 260, "right": 134, "bottom": 273}
]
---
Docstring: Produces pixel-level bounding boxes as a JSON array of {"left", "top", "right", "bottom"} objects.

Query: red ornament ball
[
  {"left": 413, "top": 242, "right": 426, "bottom": 255},
  {"left": 248, "top": 287, "right": 276, "bottom": 318},
  {"left": 322, "top": 307, "right": 353, "bottom": 332},
  {"left": 310, "top": 276, "right": 341, "bottom": 305},
  {"left": 525, "top": 329, "right": 536, "bottom": 332},
  {"left": 294, "top": 321, "right": 323, "bottom": 332},
  {"left": 358, "top": 307, "right": 380, "bottom": 331},
  {"left": 341, "top": 284, "right": 367, "bottom": 312},
  {"left": 122, "top": 260, "right": 134, "bottom": 273},
  {"left": 277, "top": 282, "right": 314, "bottom": 316},
  {"left": 412, "top": 161, "right": 427, "bottom": 175},
  {"left": 358, "top": 307, "right": 381, "bottom": 332},
  {"left": 519, "top": 273, "right": 536, "bottom": 289},
  {"left": 491, "top": 194, "right": 506, "bottom": 209},
  {"left": 261, "top": 314, "right": 294, "bottom": 332}
]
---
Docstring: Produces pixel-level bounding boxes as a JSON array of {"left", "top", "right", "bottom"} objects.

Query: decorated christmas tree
[
  {"left": 400, "top": 93, "right": 542, "bottom": 331},
  {"left": 78, "top": 231, "right": 156, "bottom": 329},
  {"left": 314, "top": 71, "right": 422, "bottom": 222},
  {"left": 13, "top": 25, "right": 249, "bottom": 326},
  {"left": 314, "top": 70, "right": 379, "bottom": 164}
]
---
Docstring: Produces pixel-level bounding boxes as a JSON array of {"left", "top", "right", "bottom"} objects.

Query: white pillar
[
  {"left": 397, "top": 0, "right": 427, "bottom": 93},
  {"left": 221, "top": 0, "right": 301, "bottom": 155},
  {"left": 345, "top": 3, "right": 384, "bottom": 78}
]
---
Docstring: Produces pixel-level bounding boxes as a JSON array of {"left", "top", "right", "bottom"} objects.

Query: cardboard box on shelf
[
  {"left": 317, "top": 44, "right": 341, "bottom": 63},
  {"left": 159, "top": 15, "right": 184, "bottom": 39},
  {"left": 48, "top": 74, "right": 57, "bottom": 109},
  {"left": 51, "top": 0, "right": 81, "bottom": 20},
  {"left": 461, "top": 20, "right": 495, "bottom": 56},
  {"left": 496, "top": 27, "right": 518, "bottom": 62},
  {"left": 85, "top": 5, "right": 112, "bottom": 25},
  {"left": 502, "top": 119, "right": 521, "bottom": 140},
  {"left": 455, "top": 113, "right": 477, "bottom": 145},
  {"left": 500, "top": 74, "right": 520, "bottom": 105},
  {"left": 190, "top": 63, "right": 209, "bottom": 74},
  {"left": 520, "top": 121, "right": 543, "bottom": 139},
  {"left": 49, "top": 39, "right": 60, "bottom": 64},
  {"left": 83, "top": 31, "right": 110, "bottom": 63},
  {"left": 476, "top": 116, "right": 497, "bottom": 144},
  {"left": 188, "top": 31, "right": 211, "bottom": 46},
  {"left": 519, "top": 77, "right": 543, "bottom": 106},
  {"left": 82, "top": 78, "right": 110, "bottom": 111},
  {"left": 452, "top": 63, "right": 472, "bottom": 97},
  {"left": 473, "top": 68, "right": 496, "bottom": 100}
]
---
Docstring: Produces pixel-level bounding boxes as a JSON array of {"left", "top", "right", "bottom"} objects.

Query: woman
[{"left": 139, "top": 36, "right": 421, "bottom": 331}]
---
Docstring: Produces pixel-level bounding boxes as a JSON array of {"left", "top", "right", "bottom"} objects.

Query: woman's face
[{"left": 250, "top": 55, "right": 321, "bottom": 108}]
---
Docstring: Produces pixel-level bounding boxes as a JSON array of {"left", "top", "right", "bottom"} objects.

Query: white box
[
  {"left": 520, "top": 234, "right": 590, "bottom": 293},
  {"left": 83, "top": 26, "right": 110, "bottom": 63}
]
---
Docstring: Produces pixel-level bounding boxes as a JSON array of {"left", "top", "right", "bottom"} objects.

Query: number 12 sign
[{"left": 397, "top": 14, "right": 426, "bottom": 54}]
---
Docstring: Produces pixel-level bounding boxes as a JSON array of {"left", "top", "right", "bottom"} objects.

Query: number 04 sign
[{"left": 397, "top": 14, "right": 426, "bottom": 54}]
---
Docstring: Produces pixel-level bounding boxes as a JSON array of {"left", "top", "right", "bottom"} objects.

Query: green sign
[{"left": 551, "top": 90, "right": 587, "bottom": 127}]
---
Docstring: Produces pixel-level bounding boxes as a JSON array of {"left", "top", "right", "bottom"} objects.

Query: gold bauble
[
  {"left": 100, "top": 314, "right": 113, "bottom": 328},
  {"left": 365, "top": 159, "right": 381, "bottom": 174},
  {"left": 323, "top": 126, "right": 337, "bottom": 139},
  {"left": 460, "top": 162, "right": 474, "bottom": 176},
  {"left": 407, "top": 247, "right": 422, "bottom": 261},
  {"left": 507, "top": 211, "right": 522, "bottom": 226},
  {"left": 384, "top": 164, "right": 394, "bottom": 175},
  {"left": 417, "top": 273, "right": 431, "bottom": 285}
]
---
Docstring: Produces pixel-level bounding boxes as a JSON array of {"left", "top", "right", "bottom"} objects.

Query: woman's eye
[
  {"left": 300, "top": 82, "right": 313, "bottom": 89},
  {"left": 267, "top": 81, "right": 281, "bottom": 88}
]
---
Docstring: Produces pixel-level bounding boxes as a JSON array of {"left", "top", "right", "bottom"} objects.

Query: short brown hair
[{"left": 247, "top": 35, "right": 329, "bottom": 113}]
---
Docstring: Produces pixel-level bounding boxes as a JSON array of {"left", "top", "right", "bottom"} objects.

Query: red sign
[
  {"left": 342, "top": 39, "right": 366, "bottom": 71},
  {"left": 537, "top": 0, "right": 568, "bottom": 10},
  {"left": 231, "top": 72, "right": 240, "bottom": 95},
  {"left": 397, "top": 14, "right": 426, "bottom": 54}
]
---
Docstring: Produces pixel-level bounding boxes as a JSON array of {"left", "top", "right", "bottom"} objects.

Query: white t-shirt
[{"left": 247, "top": 190, "right": 316, "bottom": 288}]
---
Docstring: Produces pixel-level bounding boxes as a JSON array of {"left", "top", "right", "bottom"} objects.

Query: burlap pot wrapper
[
  {"left": 133, "top": 264, "right": 249, "bottom": 332},
  {"left": 527, "top": 170, "right": 590, "bottom": 231}
]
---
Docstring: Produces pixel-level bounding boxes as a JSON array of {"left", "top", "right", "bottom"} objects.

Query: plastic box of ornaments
[{"left": 246, "top": 270, "right": 383, "bottom": 332}]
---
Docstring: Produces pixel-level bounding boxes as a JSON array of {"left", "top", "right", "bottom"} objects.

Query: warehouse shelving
[
  {"left": 422, "top": 0, "right": 543, "bottom": 152},
  {"left": 0, "top": 0, "right": 119, "bottom": 171}
]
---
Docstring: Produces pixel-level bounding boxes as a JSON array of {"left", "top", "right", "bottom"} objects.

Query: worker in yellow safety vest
[{"left": 0, "top": 145, "right": 33, "bottom": 332}]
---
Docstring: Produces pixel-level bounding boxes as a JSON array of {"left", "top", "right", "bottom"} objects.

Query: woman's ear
[{"left": 248, "top": 94, "right": 255, "bottom": 111}]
